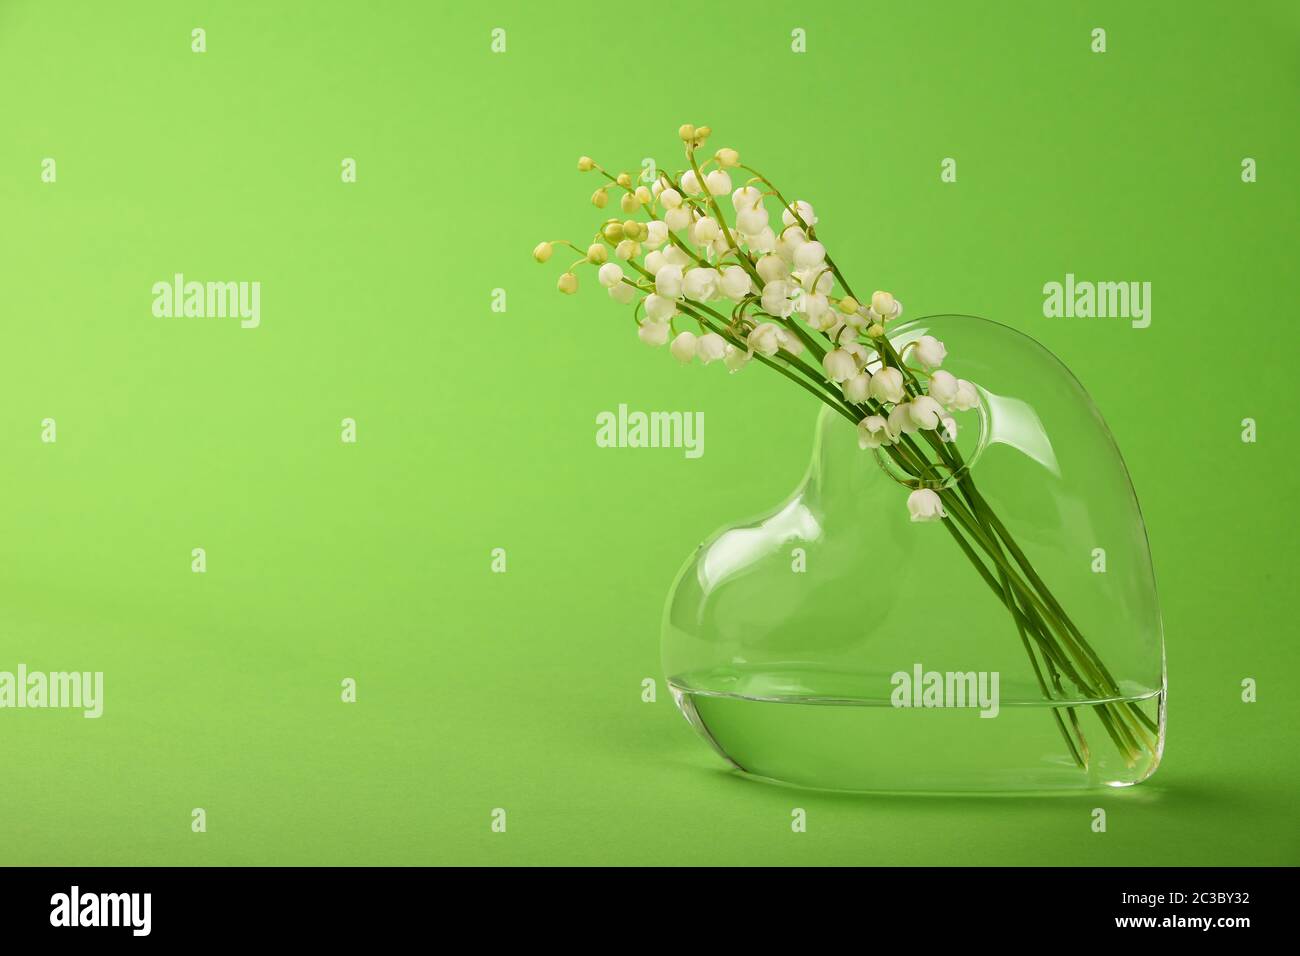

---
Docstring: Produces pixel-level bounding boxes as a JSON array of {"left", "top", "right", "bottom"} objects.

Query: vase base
[{"left": 670, "top": 673, "right": 1164, "bottom": 793}]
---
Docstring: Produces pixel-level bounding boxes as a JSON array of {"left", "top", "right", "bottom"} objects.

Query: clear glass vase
[{"left": 663, "top": 314, "right": 1166, "bottom": 792}]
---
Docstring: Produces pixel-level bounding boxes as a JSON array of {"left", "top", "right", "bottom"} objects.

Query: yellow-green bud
[
  {"left": 616, "top": 172, "right": 632, "bottom": 188},
  {"left": 695, "top": 125, "right": 712, "bottom": 142},
  {"left": 603, "top": 222, "right": 625, "bottom": 242},
  {"left": 867, "top": 323, "right": 885, "bottom": 338},
  {"left": 620, "top": 191, "right": 640, "bottom": 213},
  {"left": 622, "top": 220, "right": 645, "bottom": 241},
  {"left": 578, "top": 156, "right": 595, "bottom": 172},
  {"left": 678, "top": 123, "right": 696, "bottom": 142},
  {"left": 532, "top": 241, "right": 553, "bottom": 263},
  {"left": 615, "top": 239, "right": 640, "bottom": 260},
  {"left": 838, "top": 296, "right": 860, "bottom": 314},
  {"left": 587, "top": 243, "right": 608, "bottom": 264},
  {"left": 557, "top": 272, "right": 578, "bottom": 295},
  {"left": 635, "top": 185, "right": 652, "bottom": 205},
  {"left": 714, "top": 147, "right": 740, "bottom": 168},
  {"left": 591, "top": 188, "right": 609, "bottom": 209}
]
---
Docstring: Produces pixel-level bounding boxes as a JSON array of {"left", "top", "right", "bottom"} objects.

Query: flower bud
[
  {"left": 635, "top": 186, "right": 652, "bottom": 205},
  {"left": 532, "top": 241, "right": 553, "bottom": 263},
  {"left": 557, "top": 272, "right": 578, "bottom": 295},
  {"left": 603, "top": 222, "right": 625, "bottom": 242},
  {"left": 620, "top": 191, "right": 640, "bottom": 214},
  {"left": 591, "top": 188, "right": 609, "bottom": 209},
  {"left": 705, "top": 169, "right": 732, "bottom": 196},
  {"left": 680, "top": 170, "right": 702, "bottom": 195},
  {"left": 867, "top": 323, "right": 885, "bottom": 338},
  {"left": 586, "top": 243, "right": 608, "bottom": 265},
  {"left": 871, "top": 290, "right": 896, "bottom": 319},
  {"left": 678, "top": 123, "right": 696, "bottom": 142},
  {"left": 695, "top": 125, "right": 711, "bottom": 142},
  {"left": 660, "top": 187, "right": 683, "bottom": 209},
  {"left": 615, "top": 239, "right": 640, "bottom": 260},
  {"left": 623, "top": 220, "right": 646, "bottom": 241},
  {"left": 715, "top": 147, "right": 740, "bottom": 168},
  {"left": 578, "top": 156, "right": 595, "bottom": 172},
  {"left": 838, "top": 296, "right": 859, "bottom": 314},
  {"left": 616, "top": 172, "right": 632, "bottom": 188}
]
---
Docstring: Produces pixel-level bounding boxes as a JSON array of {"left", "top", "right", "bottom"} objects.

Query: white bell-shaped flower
[
  {"left": 869, "top": 367, "right": 906, "bottom": 404},
  {"left": 644, "top": 293, "right": 676, "bottom": 322},
  {"left": 952, "top": 379, "right": 980, "bottom": 411},
  {"left": 638, "top": 320, "right": 670, "bottom": 346},
  {"left": 822, "top": 348, "right": 857, "bottom": 383},
  {"left": 664, "top": 206, "right": 692, "bottom": 231},
  {"left": 697, "top": 332, "right": 728, "bottom": 364},
  {"left": 928, "top": 369, "right": 959, "bottom": 407},
  {"left": 723, "top": 343, "right": 751, "bottom": 372},
  {"left": 705, "top": 169, "right": 732, "bottom": 196},
  {"left": 683, "top": 267, "right": 720, "bottom": 301},
  {"left": 655, "top": 264, "right": 684, "bottom": 298},
  {"left": 842, "top": 372, "right": 872, "bottom": 404},
  {"left": 781, "top": 200, "right": 817, "bottom": 228},
  {"left": 906, "top": 488, "right": 947, "bottom": 523},
  {"left": 909, "top": 395, "right": 944, "bottom": 430},
  {"left": 914, "top": 334, "right": 947, "bottom": 371},
  {"left": 856, "top": 415, "right": 891, "bottom": 449},
  {"left": 720, "top": 265, "right": 752, "bottom": 301},
  {"left": 760, "top": 280, "right": 796, "bottom": 318},
  {"left": 747, "top": 322, "right": 782, "bottom": 356},
  {"left": 756, "top": 255, "right": 789, "bottom": 283},
  {"left": 598, "top": 262, "right": 624, "bottom": 289},
  {"left": 670, "top": 330, "right": 698, "bottom": 363}
]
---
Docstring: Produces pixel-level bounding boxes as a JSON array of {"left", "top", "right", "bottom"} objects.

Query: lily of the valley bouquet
[{"left": 534, "top": 124, "right": 1159, "bottom": 774}]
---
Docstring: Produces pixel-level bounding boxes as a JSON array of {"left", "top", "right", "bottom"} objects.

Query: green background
[{"left": 2, "top": 0, "right": 1296, "bottom": 865}]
